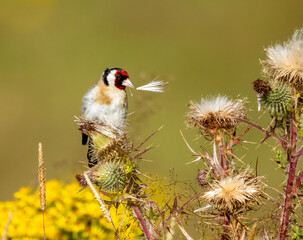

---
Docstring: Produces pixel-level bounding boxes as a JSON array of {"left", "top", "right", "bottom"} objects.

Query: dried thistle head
[
  {"left": 253, "top": 79, "right": 271, "bottom": 95},
  {"left": 262, "top": 28, "right": 303, "bottom": 87},
  {"left": 75, "top": 116, "right": 117, "bottom": 138},
  {"left": 203, "top": 172, "right": 262, "bottom": 212},
  {"left": 187, "top": 95, "right": 247, "bottom": 131}
]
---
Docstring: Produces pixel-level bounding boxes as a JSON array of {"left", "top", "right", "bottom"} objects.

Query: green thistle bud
[
  {"left": 260, "top": 81, "right": 292, "bottom": 116},
  {"left": 93, "top": 161, "right": 126, "bottom": 192}
]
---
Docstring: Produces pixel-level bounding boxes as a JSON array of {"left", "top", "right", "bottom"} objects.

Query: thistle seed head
[
  {"left": 187, "top": 95, "right": 247, "bottom": 131},
  {"left": 203, "top": 172, "right": 262, "bottom": 212},
  {"left": 261, "top": 28, "right": 303, "bottom": 87}
]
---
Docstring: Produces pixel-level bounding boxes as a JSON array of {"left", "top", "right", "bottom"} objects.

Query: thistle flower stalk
[
  {"left": 131, "top": 206, "right": 152, "bottom": 240},
  {"left": 280, "top": 117, "right": 300, "bottom": 240}
]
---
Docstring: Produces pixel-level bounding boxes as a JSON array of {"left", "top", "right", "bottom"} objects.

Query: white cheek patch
[{"left": 107, "top": 71, "right": 117, "bottom": 87}]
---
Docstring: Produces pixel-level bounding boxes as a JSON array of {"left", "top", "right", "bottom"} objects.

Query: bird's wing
[{"left": 81, "top": 85, "right": 96, "bottom": 115}]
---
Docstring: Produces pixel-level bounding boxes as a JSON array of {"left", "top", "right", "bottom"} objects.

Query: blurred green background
[{"left": 1, "top": 0, "right": 303, "bottom": 200}]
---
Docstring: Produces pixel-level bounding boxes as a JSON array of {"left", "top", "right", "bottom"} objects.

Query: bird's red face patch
[
  {"left": 116, "top": 70, "right": 129, "bottom": 79},
  {"left": 115, "top": 70, "right": 129, "bottom": 90}
]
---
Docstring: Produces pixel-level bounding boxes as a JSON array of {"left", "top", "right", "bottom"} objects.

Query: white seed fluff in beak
[
  {"left": 136, "top": 80, "right": 167, "bottom": 92},
  {"left": 122, "top": 79, "right": 134, "bottom": 88}
]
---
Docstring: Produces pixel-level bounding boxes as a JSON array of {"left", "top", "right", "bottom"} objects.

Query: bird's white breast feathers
[{"left": 81, "top": 84, "right": 128, "bottom": 131}]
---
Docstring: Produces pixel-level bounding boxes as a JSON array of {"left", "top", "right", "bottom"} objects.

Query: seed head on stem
[
  {"left": 202, "top": 172, "right": 262, "bottom": 212},
  {"left": 187, "top": 95, "right": 247, "bottom": 133},
  {"left": 262, "top": 28, "right": 303, "bottom": 87}
]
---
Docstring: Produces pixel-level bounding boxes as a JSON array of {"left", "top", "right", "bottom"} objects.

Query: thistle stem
[
  {"left": 131, "top": 206, "right": 152, "bottom": 240},
  {"left": 280, "top": 118, "right": 300, "bottom": 239},
  {"left": 213, "top": 141, "right": 223, "bottom": 175},
  {"left": 217, "top": 138, "right": 228, "bottom": 175},
  {"left": 221, "top": 214, "right": 231, "bottom": 240}
]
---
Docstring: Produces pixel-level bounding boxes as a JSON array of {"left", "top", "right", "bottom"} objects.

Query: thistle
[
  {"left": 262, "top": 28, "right": 303, "bottom": 87},
  {"left": 89, "top": 133, "right": 132, "bottom": 163},
  {"left": 202, "top": 172, "right": 262, "bottom": 212},
  {"left": 93, "top": 161, "right": 127, "bottom": 192},
  {"left": 253, "top": 79, "right": 271, "bottom": 95},
  {"left": 187, "top": 95, "right": 247, "bottom": 132},
  {"left": 253, "top": 79, "right": 272, "bottom": 111},
  {"left": 75, "top": 116, "right": 132, "bottom": 166},
  {"left": 75, "top": 116, "right": 117, "bottom": 139},
  {"left": 259, "top": 81, "right": 293, "bottom": 116}
]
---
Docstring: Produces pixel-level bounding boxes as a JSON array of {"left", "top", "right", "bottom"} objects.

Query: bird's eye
[{"left": 116, "top": 75, "right": 121, "bottom": 80}]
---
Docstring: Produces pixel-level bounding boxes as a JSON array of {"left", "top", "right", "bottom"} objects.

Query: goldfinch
[{"left": 81, "top": 68, "right": 134, "bottom": 167}]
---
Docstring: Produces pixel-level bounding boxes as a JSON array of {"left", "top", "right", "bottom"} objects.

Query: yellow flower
[{"left": 0, "top": 180, "right": 142, "bottom": 239}]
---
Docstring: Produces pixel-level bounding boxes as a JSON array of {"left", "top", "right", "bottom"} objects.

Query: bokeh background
[{"left": 1, "top": 0, "right": 303, "bottom": 201}]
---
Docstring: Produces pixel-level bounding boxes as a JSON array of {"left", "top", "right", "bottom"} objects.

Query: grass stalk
[
  {"left": 38, "top": 143, "right": 46, "bottom": 240},
  {"left": 83, "top": 172, "right": 112, "bottom": 222},
  {"left": 83, "top": 172, "right": 120, "bottom": 239}
]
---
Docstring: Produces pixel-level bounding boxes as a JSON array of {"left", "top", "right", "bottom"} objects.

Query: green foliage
[
  {"left": 291, "top": 225, "right": 303, "bottom": 240},
  {"left": 274, "top": 149, "right": 287, "bottom": 170}
]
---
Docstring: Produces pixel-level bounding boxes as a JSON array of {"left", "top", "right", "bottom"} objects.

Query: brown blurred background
[{"left": 1, "top": 0, "right": 303, "bottom": 200}]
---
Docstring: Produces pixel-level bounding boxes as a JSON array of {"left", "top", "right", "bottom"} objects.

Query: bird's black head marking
[{"left": 102, "top": 68, "right": 110, "bottom": 86}]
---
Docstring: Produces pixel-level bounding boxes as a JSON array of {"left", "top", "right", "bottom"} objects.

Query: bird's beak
[{"left": 122, "top": 79, "right": 134, "bottom": 88}]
